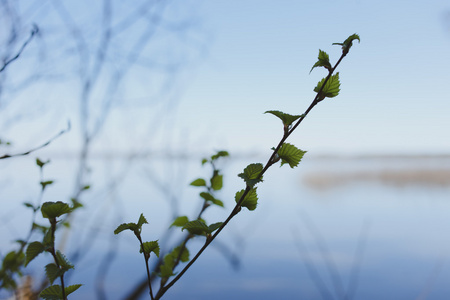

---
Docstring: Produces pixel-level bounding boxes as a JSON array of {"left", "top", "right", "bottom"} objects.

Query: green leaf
[
  {"left": 333, "top": 33, "right": 360, "bottom": 55},
  {"left": 65, "top": 284, "right": 82, "bottom": 297},
  {"left": 265, "top": 110, "right": 303, "bottom": 128},
  {"left": 70, "top": 198, "right": 83, "bottom": 209},
  {"left": 32, "top": 222, "right": 48, "bottom": 234},
  {"left": 41, "top": 201, "right": 73, "bottom": 219},
  {"left": 199, "top": 192, "right": 214, "bottom": 201},
  {"left": 235, "top": 188, "right": 258, "bottom": 211},
  {"left": 25, "top": 241, "right": 45, "bottom": 267},
  {"left": 159, "top": 263, "right": 175, "bottom": 279},
  {"left": 278, "top": 143, "right": 307, "bottom": 168},
  {"left": 199, "top": 192, "right": 224, "bottom": 207},
  {"left": 238, "top": 163, "right": 264, "bottom": 187},
  {"left": 172, "top": 246, "right": 190, "bottom": 263},
  {"left": 23, "top": 202, "right": 38, "bottom": 212},
  {"left": 39, "top": 285, "right": 63, "bottom": 300},
  {"left": 55, "top": 251, "right": 73, "bottom": 271},
  {"left": 209, "top": 198, "right": 224, "bottom": 207},
  {"left": 40, "top": 180, "right": 54, "bottom": 190},
  {"left": 36, "top": 158, "right": 49, "bottom": 168},
  {"left": 310, "top": 49, "right": 331, "bottom": 73},
  {"left": 137, "top": 214, "right": 148, "bottom": 229},
  {"left": 182, "top": 220, "right": 209, "bottom": 236},
  {"left": 2, "top": 250, "right": 25, "bottom": 272},
  {"left": 42, "top": 228, "right": 53, "bottom": 247},
  {"left": 140, "top": 240, "right": 160, "bottom": 257},
  {"left": 314, "top": 72, "right": 340, "bottom": 101},
  {"left": 190, "top": 178, "right": 207, "bottom": 187},
  {"left": 114, "top": 222, "right": 139, "bottom": 235},
  {"left": 45, "top": 263, "right": 62, "bottom": 285},
  {"left": 210, "top": 171, "right": 223, "bottom": 191},
  {"left": 211, "top": 150, "right": 229, "bottom": 161},
  {"left": 39, "top": 284, "right": 82, "bottom": 300},
  {"left": 171, "top": 216, "right": 189, "bottom": 227},
  {"left": 201, "top": 158, "right": 208, "bottom": 165},
  {"left": 158, "top": 245, "right": 190, "bottom": 279},
  {"left": 208, "top": 222, "right": 223, "bottom": 234}
]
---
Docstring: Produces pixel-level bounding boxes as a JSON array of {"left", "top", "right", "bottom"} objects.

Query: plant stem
[
  {"left": 138, "top": 237, "right": 154, "bottom": 300},
  {"left": 49, "top": 219, "right": 67, "bottom": 300},
  {"left": 155, "top": 51, "right": 348, "bottom": 300}
]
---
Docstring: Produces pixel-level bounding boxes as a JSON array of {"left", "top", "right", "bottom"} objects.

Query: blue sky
[
  {"left": 173, "top": 0, "right": 450, "bottom": 156},
  {"left": 1, "top": 0, "right": 449, "bottom": 157}
]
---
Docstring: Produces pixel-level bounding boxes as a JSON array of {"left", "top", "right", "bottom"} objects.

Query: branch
[
  {"left": 0, "top": 25, "right": 39, "bottom": 73},
  {"left": 155, "top": 48, "right": 352, "bottom": 300},
  {"left": 0, "top": 121, "right": 70, "bottom": 160}
]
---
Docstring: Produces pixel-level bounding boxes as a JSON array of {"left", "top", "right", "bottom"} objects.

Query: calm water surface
[{"left": 1, "top": 155, "right": 450, "bottom": 299}]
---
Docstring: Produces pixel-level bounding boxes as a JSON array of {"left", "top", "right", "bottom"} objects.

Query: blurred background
[{"left": 1, "top": 1, "right": 450, "bottom": 299}]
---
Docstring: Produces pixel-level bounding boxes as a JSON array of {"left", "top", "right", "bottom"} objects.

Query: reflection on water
[{"left": 1, "top": 155, "right": 450, "bottom": 299}]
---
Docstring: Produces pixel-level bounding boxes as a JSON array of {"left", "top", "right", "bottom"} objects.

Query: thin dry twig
[{"left": 0, "top": 121, "right": 70, "bottom": 160}]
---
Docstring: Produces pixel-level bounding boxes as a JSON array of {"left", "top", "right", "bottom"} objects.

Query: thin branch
[
  {"left": 154, "top": 50, "right": 350, "bottom": 300},
  {"left": 0, "top": 121, "right": 70, "bottom": 160},
  {"left": 0, "top": 24, "right": 39, "bottom": 73}
]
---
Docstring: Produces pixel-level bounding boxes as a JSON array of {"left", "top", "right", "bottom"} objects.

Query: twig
[
  {"left": 0, "top": 25, "right": 39, "bottom": 73},
  {"left": 0, "top": 121, "right": 70, "bottom": 160},
  {"left": 154, "top": 50, "right": 350, "bottom": 300}
]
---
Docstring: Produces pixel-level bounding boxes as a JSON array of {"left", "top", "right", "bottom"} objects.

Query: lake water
[{"left": 1, "top": 154, "right": 450, "bottom": 299}]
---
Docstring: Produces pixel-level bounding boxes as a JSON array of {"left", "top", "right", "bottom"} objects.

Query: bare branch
[
  {"left": 0, "top": 25, "right": 39, "bottom": 73},
  {"left": 0, "top": 121, "right": 70, "bottom": 160}
]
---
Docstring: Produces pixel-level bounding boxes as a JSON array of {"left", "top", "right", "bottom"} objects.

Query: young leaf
[
  {"left": 333, "top": 33, "right": 360, "bottom": 55},
  {"left": 171, "top": 216, "right": 189, "bottom": 228},
  {"left": 209, "top": 198, "right": 224, "bottom": 207},
  {"left": 45, "top": 263, "right": 62, "bottom": 285},
  {"left": 32, "top": 222, "right": 48, "bottom": 234},
  {"left": 41, "top": 201, "right": 73, "bottom": 219},
  {"left": 199, "top": 192, "right": 224, "bottom": 207},
  {"left": 70, "top": 198, "right": 83, "bottom": 209},
  {"left": 162, "top": 253, "right": 177, "bottom": 277},
  {"left": 23, "top": 202, "right": 38, "bottom": 212},
  {"left": 210, "top": 171, "right": 223, "bottom": 191},
  {"left": 137, "top": 213, "right": 148, "bottom": 229},
  {"left": 278, "top": 143, "right": 307, "bottom": 168},
  {"left": 25, "top": 241, "right": 45, "bottom": 267},
  {"left": 36, "top": 158, "right": 49, "bottom": 168},
  {"left": 208, "top": 222, "right": 223, "bottom": 234},
  {"left": 39, "top": 284, "right": 82, "bottom": 300},
  {"left": 182, "top": 220, "right": 209, "bottom": 236},
  {"left": 55, "top": 251, "right": 74, "bottom": 271},
  {"left": 39, "top": 285, "right": 63, "bottom": 300},
  {"left": 158, "top": 245, "right": 190, "bottom": 279},
  {"left": 265, "top": 110, "right": 302, "bottom": 128},
  {"left": 238, "top": 163, "right": 264, "bottom": 187},
  {"left": 140, "top": 240, "right": 160, "bottom": 257},
  {"left": 211, "top": 150, "right": 229, "bottom": 161},
  {"left": 42, "top": 228, "right": 53, "bottom": 247},
  {"left": 235, "top": 188, "right": 258, "bottom": 211},
  {"left": 114, "top": 222, "right": 139, "bottom": 235},
  {"left": 159, "top": 262, "right": 175, "bottom": 279},
  {"left": 172, "top": 245, "right": 190, "bottom": 263},
  {"left": 190, "top": 178, "right": 207, "bottom": 187},
  {"left": 314, "top": 72, "right": 340, "bottom": 101},
  {"left": 310, "top": 49, "right": 331, "bottom": 73},
  {"left": 40, "top": 180, "right": 54, "bottom": 190},
  {"left": 65, "top": 284, "right": 82, "bottom": 297}
]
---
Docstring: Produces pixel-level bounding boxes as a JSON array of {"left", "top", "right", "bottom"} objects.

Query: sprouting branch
[{"left": 154, "top": 35, "right": 359, "bottom": 299}]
